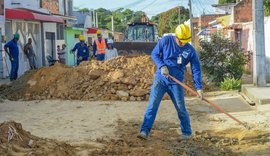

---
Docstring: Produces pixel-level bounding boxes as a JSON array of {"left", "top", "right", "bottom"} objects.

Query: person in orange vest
[{"left": 93, "top": 30, "right": 108, "bottom": 61}]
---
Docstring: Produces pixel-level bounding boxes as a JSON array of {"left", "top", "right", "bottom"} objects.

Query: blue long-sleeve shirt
[
  {"left": 72, "top": 41, "right": 89, "bottom": 60},
  {"left": 4, "top": 40, "right": 19, "bottom": 60},
  {"left": 152, "top": 35, "right": 202, "bottom": 90},
  {"left": 93, "top": 38, "right": 108, "bottom": 56}
]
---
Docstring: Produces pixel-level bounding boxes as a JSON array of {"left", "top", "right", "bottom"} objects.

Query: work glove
[
  {"left": 197, "top": 89, "right": 203, "bottom": 100},
  {"left": 10, "top": 57, "right": 14, "bottom": 62},
  {"left": 79, "top": 56, "right": 83, "bottom": 61},
  {"left": 161, "top": 66, "right": 169, "bottom": 76}
]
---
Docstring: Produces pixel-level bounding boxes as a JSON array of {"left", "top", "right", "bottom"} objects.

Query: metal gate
[
  {"left": 4, "top": 20, "right": 42, "bottom": 77},
  {"left": 45, "top": 32, "right": 56, "bottom": 66}
]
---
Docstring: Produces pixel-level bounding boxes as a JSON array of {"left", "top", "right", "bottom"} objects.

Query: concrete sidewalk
[
  {"left": 242, "top": 84, "right": 270, "bottom": 105},
  {"left": 0, "top": 78, "right": 10, "bottom": 86}
]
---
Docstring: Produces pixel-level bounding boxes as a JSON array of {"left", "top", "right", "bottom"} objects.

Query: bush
[
  {"left": 220, "top": 78, "right": 241, "bottom": 90},
  {"left": 198, "top": 34, "right": 248, "bottom": 84}
]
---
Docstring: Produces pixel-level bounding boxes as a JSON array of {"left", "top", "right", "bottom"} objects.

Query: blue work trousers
[
  {"left": 96, "top": 54, "right": 105, "bottom": 61},
  {"left": 140, "top": 76, "right": 192, "bottom": 136},
  {"left": 10, "top": 58, "right": 19, "bottom": 81},
  {"left": 77, "top": 57, "right": 88, "bottom": 65}
]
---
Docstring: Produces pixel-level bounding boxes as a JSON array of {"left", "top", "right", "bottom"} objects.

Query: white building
[
  {"left": 211, "top": 3, "right": 236, "bottom": 14},
  {"left": 1, "top": 0, "right": 67, "bottom": 78},
  {"left": 0, "top": 0, "right": 5, "bottom": 78}
]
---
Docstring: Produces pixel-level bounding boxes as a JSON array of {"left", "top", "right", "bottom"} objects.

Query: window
[
  {"left": 57, "top": 24, "right": 64, "bottom": 40},
  {"left": 58, "top": 0, "right": 64, "bottom": 15}
]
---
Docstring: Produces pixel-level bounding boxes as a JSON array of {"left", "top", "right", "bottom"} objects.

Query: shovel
[{"left": 168, "top": 75, "right": 250, "bottom": 129}]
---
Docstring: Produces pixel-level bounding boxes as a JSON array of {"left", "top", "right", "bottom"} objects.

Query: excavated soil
[
  {"left": 0, "top": 120, "right": 269, "bottom": 156},
  {"left": 91, "top": 120, "right": 270, "bottom": 156},
  {"left": 0, "top": 55, "right": 215, "bottom": 101},
  {"left": 0, "top": 121, "right": 77, "bottom": 156}
]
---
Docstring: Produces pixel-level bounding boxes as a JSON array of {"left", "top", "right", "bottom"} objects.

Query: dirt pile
[
  {"left": 0, "top": 55, "right": 214, "bottom": 101},
  {"left": 0, "top": 121, "right": 77, "bottom": 155},
  {"left": 91, "top": 120, "right": 270, "bottom": 156}
]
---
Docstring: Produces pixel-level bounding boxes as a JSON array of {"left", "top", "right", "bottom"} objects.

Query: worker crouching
[
  {"left": 71, "top": 35, "right": 89, "bottom": 65},
  {"left": 138, "top": 24, "right": 203, "bottom": 140}
]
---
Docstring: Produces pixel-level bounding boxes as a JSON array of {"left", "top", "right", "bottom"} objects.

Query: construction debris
[
  {"left": 0, "top": 55, "right": 214, "bottom": 101},
  {"left": 0, "top": 121, "right": 76, "bottom": 155}
]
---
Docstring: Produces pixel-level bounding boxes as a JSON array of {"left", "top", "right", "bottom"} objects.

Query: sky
[{"left": 73, "top": 0, "right": 219, "bottom": 17}]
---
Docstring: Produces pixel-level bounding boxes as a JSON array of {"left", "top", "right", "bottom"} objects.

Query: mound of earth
[
  {"left": 91, "top": 120, "right": 270, "bottom": 156},
  {"left": 0, "top": 121, "right": 76, "bottom": 155},
  {"left": 0, "top": 55, "right": 214, "bottom": 101}
]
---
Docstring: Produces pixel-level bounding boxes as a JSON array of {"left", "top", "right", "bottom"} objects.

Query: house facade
[
  {"left": 0, "top": 0, "right": 74, "bottom": 78},
  {"left": 0, "top": 0, "right": 5, "bottom": 78}
]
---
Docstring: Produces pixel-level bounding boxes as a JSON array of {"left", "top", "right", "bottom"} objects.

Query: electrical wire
[{"left": 195, "top": 0, "right": 212, "bottom": 14}]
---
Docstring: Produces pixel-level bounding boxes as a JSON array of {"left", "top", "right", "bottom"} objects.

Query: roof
[
  {"left": 127, "top": 22, "right": 155, "bottom": 26},
  {"left": 73, "top": 11, "right": 89, "bottom": 25},
  {"left": 87, "top": 28, "right": 98, "bottom": 34},
  {"left": 212, "top": 3, "right": 236, "bottom": 7},
  {"left": 216, "top": 15, "right": 231, "bottom": 27},
  {"left": 5, "top": 8, "right": 64, "bottom": 23}
]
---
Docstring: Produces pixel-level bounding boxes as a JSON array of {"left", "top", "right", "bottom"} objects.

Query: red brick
[
  {"left": 42, "top": 0, "right": 59, "bottom": 14},
  {"left": 234, "top": 0, "right": 252, "bottom": 23}
]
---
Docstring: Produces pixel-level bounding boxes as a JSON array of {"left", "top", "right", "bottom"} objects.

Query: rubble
[
  {"left": 0, "top": 55, "right": 214, "bottom": 101},
  {"left": 0, "top": 121, "right": 76, "bottom": 155}
]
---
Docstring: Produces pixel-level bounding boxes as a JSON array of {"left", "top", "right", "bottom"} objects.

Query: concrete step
[{"left": 242, "top": 84, "right": 270, "bottom": 105}]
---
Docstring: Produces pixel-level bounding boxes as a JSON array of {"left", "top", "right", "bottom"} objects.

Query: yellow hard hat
[
  {"left": 175, "top": 24, "right": 191, "bottom": 44},
  {"left": 96, "top": 30, "right": 101, "bottom": 35},
  {"left": 79, "top": 35, "right": 84, "bottom": 41}
]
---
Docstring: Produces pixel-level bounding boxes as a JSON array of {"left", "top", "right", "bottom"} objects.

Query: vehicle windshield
[{"left": 126, "top": 25, "right": 154, "bottom": 41}]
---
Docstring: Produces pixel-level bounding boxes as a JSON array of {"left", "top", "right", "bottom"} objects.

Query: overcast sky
[{"left": 73, "top": 0, "right": 219, "bottom": 17}]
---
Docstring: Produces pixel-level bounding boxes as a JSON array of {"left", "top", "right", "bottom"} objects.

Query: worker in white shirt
[{"left": 105, "top": 39, "right": 118, "bottom": 61}]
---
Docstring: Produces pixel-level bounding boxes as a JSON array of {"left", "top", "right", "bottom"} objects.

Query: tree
[
  {"left": 265, "top": 0, "right": 270, "bottom": 16},
  {"left": 156, "top": 7, "right": 189, "bottom": 36},
  {"left": 79, "top": 8, "right": 90, "bottom": 12},
  {"left": 218, "top": 0, "right": 236, "bottom": 4}
]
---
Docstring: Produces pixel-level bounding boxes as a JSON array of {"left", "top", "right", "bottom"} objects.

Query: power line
[
  {"left": 193, "top": 0, "right": 203, "bottom": 15},
  {"left": 140, "top": 0, "right": 158, "bottom": 11},
  {"left": 195, "top": 0, "right": 212, "bottom": 14}
]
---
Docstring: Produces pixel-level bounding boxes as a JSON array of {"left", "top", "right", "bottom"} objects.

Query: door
[{"left": 45, "top": 32, "right": 56, "bottom": 66}]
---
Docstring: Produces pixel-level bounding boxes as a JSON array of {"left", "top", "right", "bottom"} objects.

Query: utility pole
[
  {"left": 93, "top": 10, "right": 96, "bottom": 27},
  {"left": 111, "top": 15, "right": 114, "bottom": 36},
  {"left": 96, "top": 12, "right": 98, "bottom": 28},
  {"left": 252, "top": 0, "right": 266, "bottom": 86},
  {"left": 189, "top": 0, "right": 194, "bottom": 46}
]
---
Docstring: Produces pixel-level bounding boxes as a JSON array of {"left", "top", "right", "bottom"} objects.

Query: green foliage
[
  {"left": 220, "top": 78, "right": 241, "bottom": 90},
  {"left": 77, "top": 6, "right": 188, "bottom": 35},
  {"left": 265, "top": 0, "right": 270, "bottom": 16},
  {"left": 79, "top": 8, "right": 90, "bottom": 12},
  {"left": 198, "top": 34, "right": 248, "bottom": 84},
  {"left": 154, "top": 7, "right": 189, "bottom": 36},
  {"left": 94, "top": 8, "right": 147, "bottom": 32},
  {"left": 218, "top": 0, "right": 236, "bottom": 4}
]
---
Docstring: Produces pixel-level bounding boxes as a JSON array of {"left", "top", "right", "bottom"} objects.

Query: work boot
[
  {"left": 177, "top": 134, "right": 192, "bottom": 142},
  {"left": 137, "top": 131, "right": 148, "bottom": 140}
]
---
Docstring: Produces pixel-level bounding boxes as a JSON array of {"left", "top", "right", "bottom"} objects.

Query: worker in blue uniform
[
  {"left": 4, "top": 33, "right": 20, "bottom": 81},
  {"left": 138, "top": 24, "right": 203, "bottom": 140},
  {"left": 71, "top": 35, "right": 89, "bottom": 65}
]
